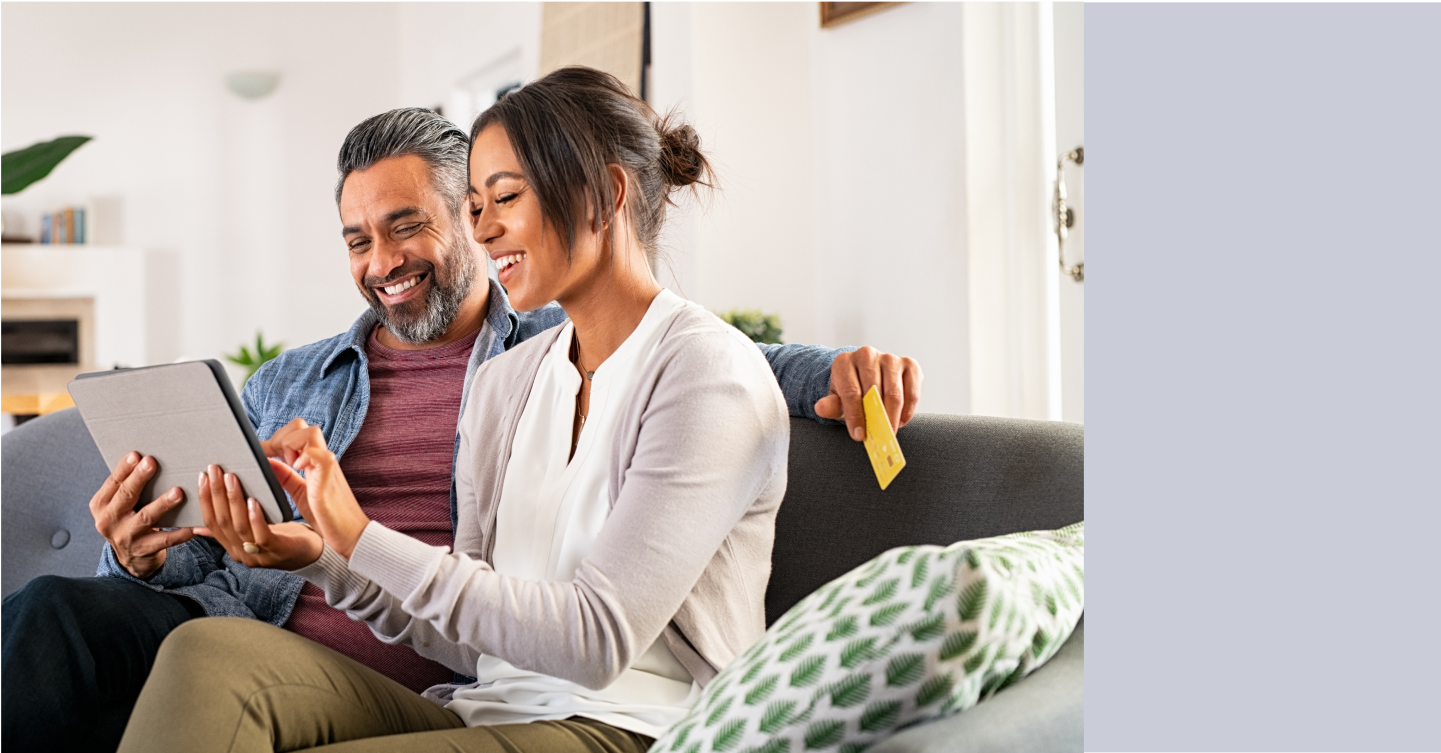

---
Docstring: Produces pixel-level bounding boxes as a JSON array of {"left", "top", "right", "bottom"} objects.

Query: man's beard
[{"left": 360, "top": 231, "right": 477, "bottom": 344}]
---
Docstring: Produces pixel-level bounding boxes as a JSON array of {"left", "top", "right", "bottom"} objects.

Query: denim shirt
[{"left": 96, "top": 279, "right": 847, "bottom": 624}]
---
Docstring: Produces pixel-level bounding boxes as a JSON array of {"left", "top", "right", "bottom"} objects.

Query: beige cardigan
[{"left": 294, "top": 301, "right": 788, "bottom": 691}]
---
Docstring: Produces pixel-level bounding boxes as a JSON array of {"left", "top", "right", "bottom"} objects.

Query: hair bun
[{"left": 658, "top": 122, "right": 708, "bottom": 188}]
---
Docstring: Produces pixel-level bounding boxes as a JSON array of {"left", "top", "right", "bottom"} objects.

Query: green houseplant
[
  {"left": 716, "top": 309, "right": 783, "bottom": 345},
  {"left": 225, "top": 331, "right": 285, "bottom": 386},
  {"left": 1, "top": 136, "right": 92, "bottom": 196}
]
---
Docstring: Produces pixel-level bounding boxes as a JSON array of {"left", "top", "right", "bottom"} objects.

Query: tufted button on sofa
[{"left": 2, "top": 409, "right": 110, "bottom": 598}]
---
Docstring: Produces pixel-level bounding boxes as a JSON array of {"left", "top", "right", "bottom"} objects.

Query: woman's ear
[{"left": 606, "top": 163, "right": 629, "bottom": 219}]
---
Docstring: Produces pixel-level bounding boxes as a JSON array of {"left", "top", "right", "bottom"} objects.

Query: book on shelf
[{"left": 35, "top": 206, "right": 89, "bottom": 244}]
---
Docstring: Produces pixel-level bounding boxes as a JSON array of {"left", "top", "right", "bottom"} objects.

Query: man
[{"left": 1, "top": 108, "right": 923, "bottom": 752}]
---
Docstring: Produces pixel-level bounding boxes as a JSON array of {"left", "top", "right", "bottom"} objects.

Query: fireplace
[{"left": 2, "top": 319, "right": 81, "bottom": 365}]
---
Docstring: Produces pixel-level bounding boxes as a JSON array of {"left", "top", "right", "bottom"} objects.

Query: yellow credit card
[{"left": 862, "top": 385, "right": 906, "bottom": 490}]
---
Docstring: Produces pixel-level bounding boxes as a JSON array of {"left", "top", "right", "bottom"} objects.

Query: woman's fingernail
[
  {"left": 248, "top": 498, "right": 258, "bottom": 513},
  {"left": 199, "top": 472, "right": 207, "bottom": 487},
  {"left": 225, "top": 473, "right": 237, "bottom": 490}
]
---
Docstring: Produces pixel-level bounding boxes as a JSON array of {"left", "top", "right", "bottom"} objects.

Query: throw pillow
[{"left": 649, "top": 522, "right": 1084, "bottom": 753}]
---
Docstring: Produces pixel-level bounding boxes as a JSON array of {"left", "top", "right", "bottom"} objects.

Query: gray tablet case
[{"left": 67, "top": 360, "right": 293, "bottom": 528}]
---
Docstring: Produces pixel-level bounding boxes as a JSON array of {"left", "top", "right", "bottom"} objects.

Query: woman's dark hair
[{"left": 470, "top": 66, "right": 713, "bottom": 265}]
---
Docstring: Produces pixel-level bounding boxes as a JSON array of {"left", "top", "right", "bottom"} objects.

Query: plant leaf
[
  {"left": 789, "top": 655, "right": 825, "bottom": 688},
  {"left": 829, "top": 673, "right": 871, "bottom": 708},
  {"left": 964, "top": 549, "right": 981, "bottom": 570},
  {"left": 706, "top": 696, "right": 734, "bottom": 727},
  {"left": 939, "top": 630, "right": 978, "bottom": 661},
  {"left": 859, "top": 699, "right": 902, "bottom": 732},
  {"left": 964, "top": 646, "right": 990, "bottom": 674},
  {"left": 957, "top": 579, "right": 988, "bottom": 622},
  {"left": 908, "top": 613, "right": 945, "bottom": 642},
  {"left": 1032, "top": 628, "right": 1051, "bottom": 659},
  {"left": 670, "top": 722, "right": 695, "bottom": 749},
  {"left": 885, "top": 653, "right": 925, "bottom": 687},
  {"left": 924, "top": 576, "right": 955, "bottom": 611},
  {"left": 826, "top": 615, "right": 859, "bottom": 642},
  {"left": 745, "top": 675, "right": 779, "bottom": 706},
  {"left": 911, "top": 552, "right": 930, "bottom": 589},
  {"left": 870, "top": 603, "right": 907, "bottom": 627},
  {"left": 713, "top": 718, "right": 746, "bottom": 752},
  {"left": 862, "top": 578, "right": 899, "bottom": 606},
  {"left": 744, "top": 739, "right": 790, "bottom": 753},
  {"left": 2, "top": 136, "right": 92, "bottom": 195},
  {"left": 780, "top": 633, "right": 815, "bottom": 662},
  {"left": 804, "top": 720, "right": 845, "bottom": 750},
  {"left": 759, "top": 700, "right": 797, "bottom": 734},
  {"left": 840, "top": 636, "right": 879, "bottom": 669},
  {"left": 915, "top": 672, "right": 956, "bottom": 707}
]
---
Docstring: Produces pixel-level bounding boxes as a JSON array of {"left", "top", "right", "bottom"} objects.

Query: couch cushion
[
  {"left": 869, "top": 618, "right": 1084, "bottom": 753},
  {"left": 650, "top": 524, "right": 1084, "bottom": 753},
  {"left": 2, "top": 408, "right": 112, "bottom": 597},
  {"left": 770, "top": 415, "right": 1084, "bottom": 625}
]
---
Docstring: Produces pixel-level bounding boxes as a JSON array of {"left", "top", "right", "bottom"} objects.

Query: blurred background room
[{"left": 1, "top": 2, "right": 1083, "bottom": 431}]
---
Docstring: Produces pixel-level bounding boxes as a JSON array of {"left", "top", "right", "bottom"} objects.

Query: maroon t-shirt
[{"left": 283, "top": 324, "right": 478, "bottom": 692}]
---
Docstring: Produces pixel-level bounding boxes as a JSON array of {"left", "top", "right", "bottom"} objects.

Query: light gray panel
[{"left": 67, "top": 361, "right": 285, "bottom": 528}]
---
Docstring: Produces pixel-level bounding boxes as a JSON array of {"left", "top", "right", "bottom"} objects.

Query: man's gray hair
[{"left": 334, "top": 107, "right": 470, "bottom": 218}]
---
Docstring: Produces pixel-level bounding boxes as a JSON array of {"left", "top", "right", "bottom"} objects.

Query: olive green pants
[{"left": 116, "top": 618, "right": 655, "bottom": 753}]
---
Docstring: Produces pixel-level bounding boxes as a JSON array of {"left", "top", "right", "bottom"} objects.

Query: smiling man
[{"left": 1, "top": 107, "right": 923, "bottom": 753}]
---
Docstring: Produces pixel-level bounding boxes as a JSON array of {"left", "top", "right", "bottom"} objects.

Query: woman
[{"left": 116, "top": 67, "right": 788, "bottom": 753}]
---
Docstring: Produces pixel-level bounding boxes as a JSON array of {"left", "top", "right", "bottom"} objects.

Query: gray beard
[{"left": 365, "top": 233, "right": 478, "bottom": 345}]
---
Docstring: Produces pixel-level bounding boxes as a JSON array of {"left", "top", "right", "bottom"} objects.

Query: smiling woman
[{"left": 115, "top": 67, "right": 790, "bottom": 753}]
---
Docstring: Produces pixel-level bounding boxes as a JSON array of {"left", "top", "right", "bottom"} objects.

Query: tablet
[{"left": 67, "top": 359, "right": 294, "bottom": 528}]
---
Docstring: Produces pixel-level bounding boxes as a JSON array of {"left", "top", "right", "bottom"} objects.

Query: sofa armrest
[{"left": 870, "top": 617, "right": 1084, "bottom": 753}]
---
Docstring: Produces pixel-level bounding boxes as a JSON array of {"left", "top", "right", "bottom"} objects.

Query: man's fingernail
[
  {"left": 139, "top": 457, "right": 153, "bottom": 470},
  {"left": 852, "top": 427, "right": 865, "bottom": 441},
  {"left": 126, "top": 452, "right": 139, "bottom": 465},
  {"left": 169, "top": 488, "right": 182, "bottom": 500}
]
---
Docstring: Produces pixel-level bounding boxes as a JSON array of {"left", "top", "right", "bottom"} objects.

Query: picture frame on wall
[{"left": 819, "top": 2, "right": 901, "bottom": 29}]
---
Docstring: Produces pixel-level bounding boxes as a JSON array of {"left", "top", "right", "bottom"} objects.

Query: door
[{"left": 1054, "top": 3, "right": 1084, "bottom": 423}]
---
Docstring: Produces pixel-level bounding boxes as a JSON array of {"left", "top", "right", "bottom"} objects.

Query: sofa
[{"left": 2, "top": 408, "right": 1083, "bottom": 751}]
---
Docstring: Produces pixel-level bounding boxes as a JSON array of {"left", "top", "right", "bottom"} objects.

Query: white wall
[
  {"left": 1, "top": 3, "right": 403, "bottom": 374},
  {"left": 397, "top": 3, "right": 543, "bottom": 113},
  {"left": 651, "top": 3, "right": 971, "bottom": 413},
  {"left": 809, "top": 3, "right": 970, "bottom": 415},
  {"left": 3, "top": 2, "right": 1081, "bottom": 420}
]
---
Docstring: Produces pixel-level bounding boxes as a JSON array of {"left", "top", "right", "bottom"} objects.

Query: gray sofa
[{"left": 2, "top": 408, "right": 1083, "bottom": 751}]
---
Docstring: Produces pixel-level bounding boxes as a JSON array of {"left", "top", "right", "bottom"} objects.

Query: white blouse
[{"left": 446, "top": 289, "right": 700, "bottom": 737}]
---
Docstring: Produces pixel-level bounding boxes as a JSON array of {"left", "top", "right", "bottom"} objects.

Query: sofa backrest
[
  {"left": 1, "top": 409, "right": 1086, "bottom": 620},
  {"left": 768, "top": 414, "right": 1084, "bottom": 625},
  {"left": 2, "top": 408, "right": 111, "bottom": 598}
]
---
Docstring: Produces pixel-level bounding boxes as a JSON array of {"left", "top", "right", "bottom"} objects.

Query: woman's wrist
[{"left": 331, "top": 515, "right": 371, "bottom": 560}]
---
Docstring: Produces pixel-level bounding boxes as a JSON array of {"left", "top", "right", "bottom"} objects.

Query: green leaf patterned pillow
[{"left": 650, "top": 522, "right": 1084, "bottom": 753}]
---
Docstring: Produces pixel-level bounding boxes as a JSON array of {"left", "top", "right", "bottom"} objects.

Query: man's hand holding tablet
[{"left": 88, "top": 451, "right": 195, "bottom": 579}]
